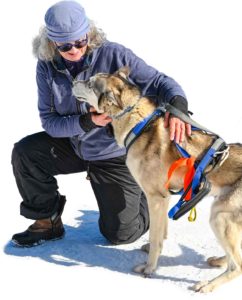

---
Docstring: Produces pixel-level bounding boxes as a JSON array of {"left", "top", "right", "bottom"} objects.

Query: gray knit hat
[{"left": 44, "top": 1, "right": 90, "bottom": 42}]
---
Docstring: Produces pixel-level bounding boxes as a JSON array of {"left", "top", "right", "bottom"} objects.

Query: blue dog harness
[
  {"left": 123, "top": 104, "right": 229, "bottom": 220},
  {"left": 124, "top": 106, "right": 166, "bottom": 150}
]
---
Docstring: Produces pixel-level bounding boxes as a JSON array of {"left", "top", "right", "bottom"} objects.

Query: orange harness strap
[{"left": 165, "top": 157, "right": 196, "bottom": 201}]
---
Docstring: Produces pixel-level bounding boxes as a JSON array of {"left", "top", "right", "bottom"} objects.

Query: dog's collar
[
  {"left": 97, "top": 92, "right": 140, "bottom": 119},
  {"left": 111, "top": 103, "right": 137, "bottom": 119},
  {"left": 107, "top": 92, "right": 142, "bottom": 119}
]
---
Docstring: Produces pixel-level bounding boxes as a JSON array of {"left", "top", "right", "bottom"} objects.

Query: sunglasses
[{"left": 56, "top": 36, "right": 88, "bottom": 52}]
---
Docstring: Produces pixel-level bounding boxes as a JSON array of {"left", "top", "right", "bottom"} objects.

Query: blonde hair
[{"left": 32, "top": 20, "right": 106, "bottom": 61}]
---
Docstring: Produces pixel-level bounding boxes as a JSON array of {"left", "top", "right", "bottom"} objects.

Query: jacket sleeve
[
  {"left": 121, "top": 47, "right": 187, "bottom": 108},
  {"left": 37, "top": 61, "right": 86, "bottom": 138}
]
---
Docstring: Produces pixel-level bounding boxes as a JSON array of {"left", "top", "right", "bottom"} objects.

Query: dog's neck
[
  {"left": 111, "top": 98, "right": 141, "bottom": 119},
  {"left": 111, "top": 97, "right": 156, "bottom": 147}
]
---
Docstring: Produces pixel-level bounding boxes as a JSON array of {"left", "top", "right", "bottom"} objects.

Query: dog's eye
[{"left": 87, "top": 81, "right": 93, "bottom": 89}]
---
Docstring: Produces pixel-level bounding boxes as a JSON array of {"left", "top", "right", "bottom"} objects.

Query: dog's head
[{"left": 72, "top": 66, "right": 141, "bottom": 116}]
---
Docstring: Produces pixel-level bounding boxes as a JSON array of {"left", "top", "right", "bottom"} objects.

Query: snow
[{"left": 0, "top": 0, "right": 242, "bottom": 299}]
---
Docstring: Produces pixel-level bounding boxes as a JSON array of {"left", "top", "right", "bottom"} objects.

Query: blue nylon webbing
[{"left": 132, "top": 108, "right": 164, "bottom": 135}]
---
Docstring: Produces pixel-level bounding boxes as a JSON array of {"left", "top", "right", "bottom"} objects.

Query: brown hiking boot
[{"left": 12, "top": 195, "right": 66, "bottom": 247}]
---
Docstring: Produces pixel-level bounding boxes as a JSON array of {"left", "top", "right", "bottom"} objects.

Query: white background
[{"left": 0, "top": 1, "right": 241, "bottom": 299}]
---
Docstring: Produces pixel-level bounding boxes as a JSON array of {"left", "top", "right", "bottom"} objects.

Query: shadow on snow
[{"left": 4, "top": 209, "right": 209, "bottom": 284}]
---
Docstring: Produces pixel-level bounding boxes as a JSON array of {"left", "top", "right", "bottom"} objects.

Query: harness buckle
[{"left": 213, "top": 145, "right": 230, "bottom": 167}]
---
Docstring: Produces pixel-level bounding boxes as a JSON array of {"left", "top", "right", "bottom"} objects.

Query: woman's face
[{"left": 55, "top": 35, "right": 88, "bottom": 61}]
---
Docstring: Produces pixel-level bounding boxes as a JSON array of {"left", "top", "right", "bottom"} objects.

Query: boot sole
[{"left": 11, "top": 232, "right": 65, "bottom": 248}]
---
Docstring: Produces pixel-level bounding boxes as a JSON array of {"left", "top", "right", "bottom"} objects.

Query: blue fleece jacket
[{"left": 37, "top": 41, "right": 186, "bottom": 161}]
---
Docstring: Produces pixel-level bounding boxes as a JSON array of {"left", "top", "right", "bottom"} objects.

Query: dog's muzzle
[{"left": 72, "top": 80, "right": 90, "bottom": 100}]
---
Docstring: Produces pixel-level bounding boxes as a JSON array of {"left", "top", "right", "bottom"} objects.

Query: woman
[{"left": 11, "top": 1, "right": 191, "bottom": 247}]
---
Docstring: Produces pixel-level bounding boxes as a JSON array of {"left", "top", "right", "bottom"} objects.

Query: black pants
[{"left": 11, "top": 131, "right": 149, "bottom": 244}]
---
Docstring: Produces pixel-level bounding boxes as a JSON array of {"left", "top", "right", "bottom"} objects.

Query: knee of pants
[
  {"left": 11, "top": 140, "right": 27, "bottom": 168},
  {"left": 11, "top": 137, "right": 36, "bottom": 169},
  {"left": 12, "top": 135, "right": 44, "bottom": 167},
  {"left": 99, "top": 216, "right": 148, "bottom": 245}
]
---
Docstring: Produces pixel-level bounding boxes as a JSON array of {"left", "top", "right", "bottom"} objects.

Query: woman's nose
[{"left": 69, "top": 46, "right": 79, "bottom": 54}]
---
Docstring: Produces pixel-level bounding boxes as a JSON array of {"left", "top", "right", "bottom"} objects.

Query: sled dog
[{"left": 73, "top": 67, "right": 242, "bottom": 292}]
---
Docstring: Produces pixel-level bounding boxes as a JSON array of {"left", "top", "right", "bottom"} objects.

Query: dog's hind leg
[
  {"left": 133, "top": 192, "right": 169, "bottom": 276},
  {"left": 193, "top": 218, "right": 242, "bottom": 292},
  {"left": 193, "top": 179, "right": 242, "bottom": 292}
]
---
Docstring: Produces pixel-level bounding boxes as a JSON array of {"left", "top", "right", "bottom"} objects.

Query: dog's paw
[
  {"left": 207, "top": 256, "right": 227, "bottom": 268},
  {"left": 140, "top": 243, "right": 150, "bottom": 253},
  {"left": 192, "top": 281, "right": 214, "bottom": 293},
  {"left": 133, "top": 263, "right": 146, "bottom": 274},
  {"left": 133, "top": 263, "right": 154, "bottom": 277}
]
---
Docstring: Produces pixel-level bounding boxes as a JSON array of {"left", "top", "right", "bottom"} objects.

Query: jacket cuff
[
  {"left": 169, "top": 96, "right": 188, "bottom": 115},
  {"left": 79, "top": 112, "right": 97, "bottom": 132}
]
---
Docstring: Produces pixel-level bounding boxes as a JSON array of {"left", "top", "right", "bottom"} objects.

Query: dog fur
[{"left": 72, "top": 67, "right": 242, "bottom": 292}]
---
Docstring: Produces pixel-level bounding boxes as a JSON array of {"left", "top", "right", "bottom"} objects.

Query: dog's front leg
[{"left": 133, "top": 194, "right": 169, "bottom": 276}]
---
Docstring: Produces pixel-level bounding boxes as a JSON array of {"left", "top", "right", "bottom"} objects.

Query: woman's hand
[
  {"left": 89, "top": 107, "right": 112, "bottom": 126},
  {"left": 164, "top": 111, "right": 191, "bottom": 144}
]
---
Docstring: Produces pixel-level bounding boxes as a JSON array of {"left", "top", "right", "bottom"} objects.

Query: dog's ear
[
  {"left": 115, "top": 66, "right": 130, "bottom": 79},
  {"left": 93, "top": 77, "right": 106, "bottom": 94},
  {"left": 106, "top": 90, "right": 124, "bottom": 110}
]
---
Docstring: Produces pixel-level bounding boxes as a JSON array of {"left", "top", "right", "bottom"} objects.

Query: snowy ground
[
  {"left": 1, "top": 174, "right": 241, "bottom": 300},
  {"left": 1, "top": 0, "right": 242, "bottom": 299}
]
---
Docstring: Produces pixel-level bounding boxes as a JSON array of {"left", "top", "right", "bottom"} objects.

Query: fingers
[
  {"left": 89, "top": 106, "right": 112, "bottom": 126},
  {"left": 179, "top": 122, "right": 185, "bottom": 144},
  {"left": 91, "top": 112, "right": 112, "bottom": 126},
  {"left": 169, "top": 117, "right": 176, "bottom": 141},
  {"left": 103, "top": 115, "right": 113, "bottom": 124},
  {"left": 168, "top": 117, "right": 191, "bottom": 144},
  {"left": 168, "top": 117, "right": 182, "bottom": 143},
  {"left": 186, "top": 123, "right": 192, "bottom": 136}
]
